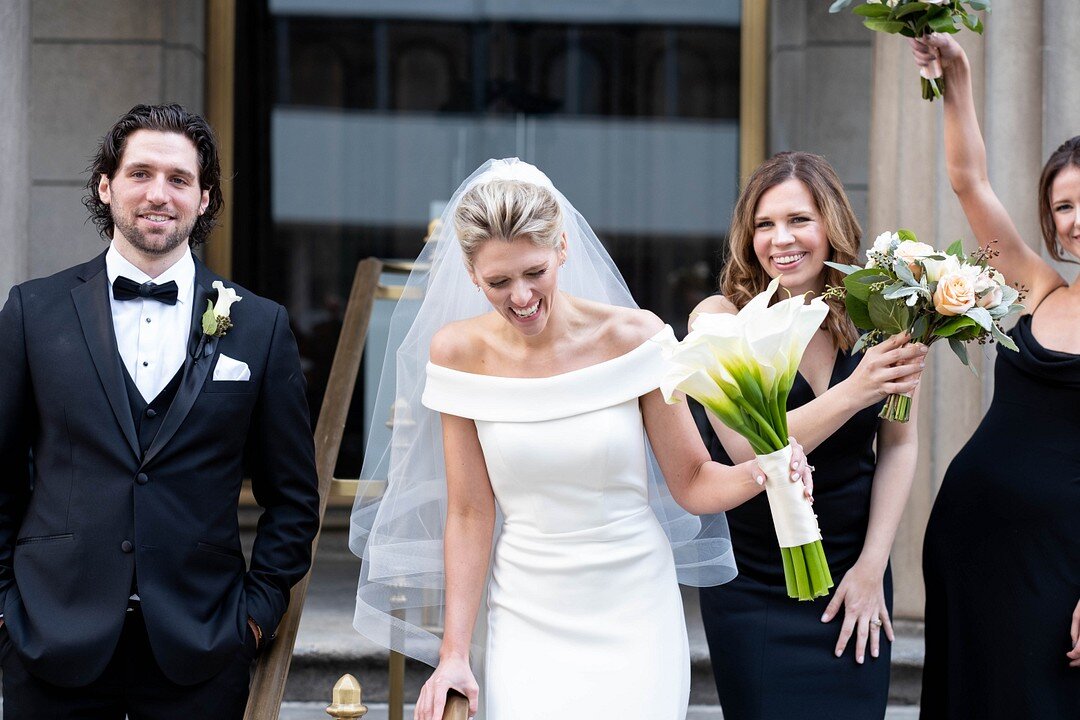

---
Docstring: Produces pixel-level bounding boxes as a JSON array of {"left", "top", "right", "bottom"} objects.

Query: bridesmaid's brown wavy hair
[
  {"left": 1038, "top": 136, "right": 1080, "bottom": 264},
  {"left": 720, "top": 151, "right": 860, "bottom": 351}
]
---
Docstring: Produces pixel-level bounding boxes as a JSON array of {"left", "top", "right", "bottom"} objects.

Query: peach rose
[
  {"left": 896, "top": 240, "right": 936, "bottom": 280},
  {"left": 934, "top": 272, "right": 976, "bottom": 316},
  {"left": 976, "top": 285, "right": 1004, "bottom": 310}
]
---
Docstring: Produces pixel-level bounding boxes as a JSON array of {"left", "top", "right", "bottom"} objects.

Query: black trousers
[{"left": 0, "top": 606, "right": 255, "bottom": 720}]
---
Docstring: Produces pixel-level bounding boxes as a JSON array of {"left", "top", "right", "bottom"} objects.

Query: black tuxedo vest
[{"left": 121, "top": 364, "right": 183, "bottom": 457}]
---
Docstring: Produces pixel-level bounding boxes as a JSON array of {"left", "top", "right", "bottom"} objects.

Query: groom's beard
[{"left": 111, "top": 206, "right": 195, "bottom": 256}]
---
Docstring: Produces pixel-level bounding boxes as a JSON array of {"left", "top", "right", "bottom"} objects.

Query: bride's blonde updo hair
[{"left": 453, "top": 179, "right": 563, "bottom": 265}]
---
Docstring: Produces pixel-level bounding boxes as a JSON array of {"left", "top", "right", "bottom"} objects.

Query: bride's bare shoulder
[
  {"left": 580, "top": 301, "right": 665, "bottom": 354},
  {"left": 429, "top": 315, "right": 494, "bottom": 369}
]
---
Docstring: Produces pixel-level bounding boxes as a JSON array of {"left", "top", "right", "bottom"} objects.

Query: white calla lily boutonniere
[{"left": 202, "top": 280, "right": 242, "bottom": 339}]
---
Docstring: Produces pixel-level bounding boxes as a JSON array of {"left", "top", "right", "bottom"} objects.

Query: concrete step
[
  {"left": 284, "top": 521, "right": 925, "bottom": 707},
  {"left": 279, "top": 701, "right": 921, "bottom": 719}
]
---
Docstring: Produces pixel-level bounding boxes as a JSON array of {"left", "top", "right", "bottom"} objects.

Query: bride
[{"left": 351, "top": 159, "right": 814, "bottom": 720}]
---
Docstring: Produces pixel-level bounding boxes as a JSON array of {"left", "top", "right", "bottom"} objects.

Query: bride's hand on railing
[{"left": 414, "top": 656, "right": 479, "bottom": 720}]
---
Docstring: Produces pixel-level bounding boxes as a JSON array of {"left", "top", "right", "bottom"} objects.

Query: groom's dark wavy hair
[{"left": 83, "top": 103, "right": 224, "bottom": 247}]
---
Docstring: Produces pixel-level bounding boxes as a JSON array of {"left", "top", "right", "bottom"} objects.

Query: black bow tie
[{"left": 112, "top": 276, "right": 179, "bottom": 305}]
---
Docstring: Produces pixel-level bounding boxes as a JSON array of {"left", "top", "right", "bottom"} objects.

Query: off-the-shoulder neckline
[{"left": 427, "top": 325, "right": 671, "bottom": 381}]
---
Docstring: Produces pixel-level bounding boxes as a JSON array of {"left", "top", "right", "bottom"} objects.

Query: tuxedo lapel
[
  {"left": 71, "top": 256, "right": 141, "bottom": 460},
  {"left": 140, "top": 260, "right": 219, "bottom": 468}
]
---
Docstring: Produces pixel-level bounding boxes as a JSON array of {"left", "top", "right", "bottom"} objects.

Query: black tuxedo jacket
[{"left": 0, "top": 251, "right": 320, "bottom": 687}]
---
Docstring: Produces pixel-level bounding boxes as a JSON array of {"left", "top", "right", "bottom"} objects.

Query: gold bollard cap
[{"left": 326, "top": 674, "right": 368, "bottom": 718}]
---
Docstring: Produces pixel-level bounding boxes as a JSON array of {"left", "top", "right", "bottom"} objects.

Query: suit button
[
  {"left": 135, "top": 473, "right": 148, "bottom": 485},
  {"left": 145, "top": 408, "right": 157, "bottom": 419},
  {"left": 121, "top": 540, "right": 133, "bottom": 553}
]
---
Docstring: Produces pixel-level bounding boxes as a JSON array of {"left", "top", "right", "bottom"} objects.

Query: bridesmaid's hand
[
  {"left": 820, "top": 561, "right": 893, "bottom": 664},
  {"left": 842, "top": 333, "right": 927, "bottom": 409},
  {"left": 907, "top": 32, "right": 965, "bottom": 75},
  {"left": 415, "top": 655, "right": 479, "bottom": 719},
  {"left": 1068, "top": 598, "right": 1080, "bottom": 668},
  {"left": 750, "top": 437, "right": 814, "bottom": 501}
]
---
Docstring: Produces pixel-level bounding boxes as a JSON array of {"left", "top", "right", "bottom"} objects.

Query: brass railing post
[{"left": 326, "top": 674, "right": 368, "bottom": 719}]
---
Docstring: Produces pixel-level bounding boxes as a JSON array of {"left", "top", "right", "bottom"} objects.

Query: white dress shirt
[{"left": 105, "top": 243, "right": 196, "bottom": 402}]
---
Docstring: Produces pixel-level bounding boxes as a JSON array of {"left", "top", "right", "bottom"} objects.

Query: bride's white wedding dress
[{"left": 422, "top": 326, "right": 689, "bottom": 720}]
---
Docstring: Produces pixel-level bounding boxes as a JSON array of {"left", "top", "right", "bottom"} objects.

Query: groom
[{"left": 0, "top": 104, "right": 321, "bottom": 718}]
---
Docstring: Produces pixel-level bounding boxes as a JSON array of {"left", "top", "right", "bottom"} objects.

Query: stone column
[
  {"left": 870, "top": 0, "right": 1080, "bottom": 619},
  {"left": 769, "top": 0, "right": 874, "bottom": 225},
  {"left": 28, "top": 0, "right": 206, "bottom": 278},
  {"left": 0, "top": 0, "right": 31, "bottom": 292}
]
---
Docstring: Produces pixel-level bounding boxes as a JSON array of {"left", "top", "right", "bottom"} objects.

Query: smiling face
[
  {"left": 97, "top": 129, "right": 210, "bottom": 262},
  {"left": 751, "top": 178, "right": 830, "bottom": 297},
  {"left": 468, "top": 236, "right": 566, "bottom": 336},
  {"left": 1049, "top": 164, "right": 1080, "bottom": 261}
]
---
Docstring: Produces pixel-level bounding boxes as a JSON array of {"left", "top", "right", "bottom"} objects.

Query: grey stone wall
[
  {"left": 26, "top": 0, "right": 205, "bottom": 279},
  {"left": 0, "top": 1, "right": 31, "bottom": 292},
  {"left": 769, "top": 1, "right": 873, "bottom": 232}
]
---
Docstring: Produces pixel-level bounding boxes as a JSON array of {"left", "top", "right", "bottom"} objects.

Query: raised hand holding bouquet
[
  {"left": 825, "top": 230, "right": 1023, "bottom": 422},
  {"left": 829, "top": 0, "right": 990, "bottom": 100},
  {"left": 659, "top": 277, "right": 833, "bottom": 601}
]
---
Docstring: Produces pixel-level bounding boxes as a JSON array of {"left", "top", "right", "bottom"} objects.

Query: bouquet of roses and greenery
[
  {"left": 829, "top": 0, "right": 990, "bottom": 100},
  {"left": 825, "top": 229, "right": 1022, "bottom": 422},
  {"left": 659, "top": 278, "right": 833, "bottom": 601}
]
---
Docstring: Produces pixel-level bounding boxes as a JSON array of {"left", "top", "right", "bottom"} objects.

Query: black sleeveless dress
[
  {"left": 697, "top": 348, "right": 892, "bottom": 719},
  {"left": 920, "top": 314, "right": 1080, "bottom": 719}
]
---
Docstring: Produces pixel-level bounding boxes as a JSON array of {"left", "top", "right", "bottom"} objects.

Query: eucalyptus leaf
[
  {"left": 991, "top": 323, "right": 1018, "bottom": 351},
  {"left": 896, "top": 228, "right": 919, "bottom": 244},
  {"left": 892, "top": 259, "right": 920, "bottom": 287},
  {"left": 824, "top": 260, "right": 864, "bottom": 275},
  {"left": 964, "top": 306, "right": 993, "bottom": 330},
  {"left": 883, "top": 285, "right": 922, "bottom": 301},
  {"left": 863, "top": 18, "right": 907, "bottom": 33},
  {"left": 200, "top": 300, "right": 218, "bottom": 336},
  {"left": 911, "top": 315, "right": 929, "bottom": 341},
  {"left": 843, "top": 269, "right": 891, "bottom": 302},
  {"left": 845, "top": 295, "right": 875, "bottom": 331},
  {"left": 933, "top": 315, "right": 976, "bottom": 338},
  {"left": 852, "top": 333, "right": 871, "bottom": 354},
  {"left": 967, "top": 1, "right": 990, "bottom": 11},
  {"left": 868, "top": 293, "right": 912, "bottom": 335},
  {"left": 945, "top": 239, "right": 965, "bottom": 258},
  {"left": 829, "top": 0, "right": 856, "bottom": 13},
  {"left": 928, "top": 12, "right": 960, "bottom": 33},
  {"left": 894, "top": 2, "right": 929, "bottom": 19},
  {"left": 948, "top": 337, "right": 971, "bottom": 366},
  {"left": 854, "top": 4, "right": 893, "bottom": 18}
]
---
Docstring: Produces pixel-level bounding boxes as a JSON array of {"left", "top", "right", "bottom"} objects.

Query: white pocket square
[{"left": 213, "top": 354, "right": 251, "bottom": 382}]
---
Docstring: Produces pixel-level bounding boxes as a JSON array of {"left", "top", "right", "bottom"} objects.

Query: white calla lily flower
[{"left": 212, "top": 281, "right": 243, "bottom": 318}]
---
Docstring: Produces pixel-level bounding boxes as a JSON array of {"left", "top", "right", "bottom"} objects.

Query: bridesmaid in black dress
[
  {"left": 694, "top": 152, "right": 926, "bottom": 719},
  {"left": 911, "top": 34, "right": 1080, "bottom": 718}
]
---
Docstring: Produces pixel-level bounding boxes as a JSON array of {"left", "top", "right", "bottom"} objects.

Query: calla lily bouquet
[
  {"left": 825, "top": 229, "right": 1022, "bottom": 421},
  {"left": 659, "top": 277, "right": 834, "bottom": 601},
  {"left": 828, "top": 0, "right": 990, "bottom": 100}
]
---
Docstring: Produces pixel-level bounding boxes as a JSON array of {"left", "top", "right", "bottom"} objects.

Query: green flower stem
[
  {"left": 731, "top": 396, "right": 785, "bottom": 451},
  {"left": 781, "top": 547, "right": 798, "bottom": 598},
  {"left": 879, "top": 393, "right": 912, "bottom": 423},
  {"left": 780, "top": 540, "right": 834, "bottom": 601},
  {"left": 790, "top": 545, "right": 810, "bottom": 598}
]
